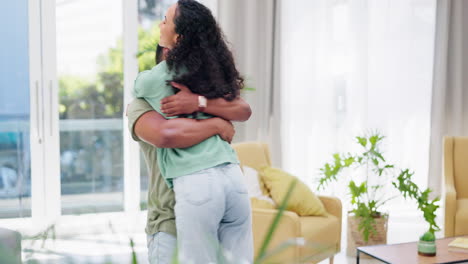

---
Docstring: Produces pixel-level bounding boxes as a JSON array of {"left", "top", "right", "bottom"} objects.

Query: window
[
  {"left": 0, "top": 0, "right": 181, "bottom": 227},
  {"left": 56, "top": 0, "right": 125, "bottom": 214},
  {"left": 0, "top": 1, "right": 32, "bottom": 219}
]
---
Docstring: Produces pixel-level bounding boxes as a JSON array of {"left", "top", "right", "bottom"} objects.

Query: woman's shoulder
[
  {"left": 153, "top": 60, "right": 169, "bottom": 72},
  {"left": 133, "top": 61, "right": 175, "bottom": 98},
  {"left": 141, "top": 60, "right": 169, "bottom": 76},
  {"left": 135, "top": 62, "right": 169, "bottom": 84}
]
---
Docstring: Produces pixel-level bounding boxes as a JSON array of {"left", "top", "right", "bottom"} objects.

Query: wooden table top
[{"left": 357, "top": 236, "right": 468, "bottom": 264}]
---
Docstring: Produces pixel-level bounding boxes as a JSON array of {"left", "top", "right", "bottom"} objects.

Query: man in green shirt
[{"left": 127, "top": 86, "right": 251, "bottom": 263}]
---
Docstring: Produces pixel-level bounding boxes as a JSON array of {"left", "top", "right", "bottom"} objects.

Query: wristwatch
[{"left": 198, "top": 95, "right": 207, "bottom": 111}]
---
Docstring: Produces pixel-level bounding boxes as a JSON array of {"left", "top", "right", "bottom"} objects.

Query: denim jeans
[
  {"left": 173, "top": 163, "right": 253, "bottom": 264},
  {"left": 147, "top": 232, "right": 177, "bottom": 264}
]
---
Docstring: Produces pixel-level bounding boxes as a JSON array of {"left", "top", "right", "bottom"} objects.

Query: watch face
[{"left": 198, "top": 96, "right": 207, "bottom": 107}]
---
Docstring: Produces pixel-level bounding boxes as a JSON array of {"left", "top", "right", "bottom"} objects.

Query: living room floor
[
  {"left": 23, "top": 232, "right": 379, "bottom": 264},
  {"left": 22, "top": 210, "right": 438, "bottom": 264}
]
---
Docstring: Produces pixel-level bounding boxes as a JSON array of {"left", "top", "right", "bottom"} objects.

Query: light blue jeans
[
  {"left": 147, "top": 232, "right": 177, "bottom": 264},
  {"left": 173, "top": 163, "right": 253, "bottom": 264}
]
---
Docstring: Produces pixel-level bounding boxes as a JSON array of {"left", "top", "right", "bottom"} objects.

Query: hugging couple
[{"left": 127, "top": 0, "right": 254, "bottom": 263}]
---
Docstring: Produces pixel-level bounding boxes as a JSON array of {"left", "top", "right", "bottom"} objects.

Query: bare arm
[
  {"left": 160, "top": 82, "right": 252, "bottom": 121},
  {"left": 134, "top": 110, "right": 234, "bottom": 148},
  {"left": 203, "top": 97, "right": 251, "bottom": 122}
]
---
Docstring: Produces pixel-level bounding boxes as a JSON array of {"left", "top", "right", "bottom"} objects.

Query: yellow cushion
[
  {"left": 259, "top": 167, "right": 326, "bottom": 216},
  {"left": 233, "top": 142, "right": 272, "bottom": 196},
  {"left": 250, "top": 197, "right": 276, "bottom": 209},
  {"left": 258, "top": 177, "right": 270, "bottom": 197}
]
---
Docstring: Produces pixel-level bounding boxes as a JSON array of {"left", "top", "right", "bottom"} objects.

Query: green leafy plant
[
  {"left": 135, "top": 22, "right": 161, "bottom": 71},
  {"left": 318, "top": 133, "right": 395, "bottom": 241},
  {"left": 392, "top": 169, "right": 440, "bottom": 237},
  {"left": 318, "top": 132, "right": 439, "bottom": 242}
]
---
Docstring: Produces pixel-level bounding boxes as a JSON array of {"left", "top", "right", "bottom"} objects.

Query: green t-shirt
[
  {"left": 133, "top": 61, "right": 239, "bottom": 188},
  {"left": 127, "top": 98, "right": 176, "bottom": 237}
]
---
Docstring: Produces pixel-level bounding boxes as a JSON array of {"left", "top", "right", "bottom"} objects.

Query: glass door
[
  {"left": 0, "top": 1, "right": 32, "bottom": 219},
  {"left": 0, "top": 0, "right": 152, "bottom": 227},
  {"left": 56, "top": 0, "right": 124, "bottom": 214}
]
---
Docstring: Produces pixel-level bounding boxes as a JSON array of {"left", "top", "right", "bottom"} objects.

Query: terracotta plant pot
[{"left": 418, "top": 240, "right": 436, "bottom": 256}]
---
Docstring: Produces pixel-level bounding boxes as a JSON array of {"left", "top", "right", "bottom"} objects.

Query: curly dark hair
[
  {"left": 166, "top": 0, "right": 243, "bottom": 101},
  {"left": 155, "top": 44, "right": 164, "bottom": 64}
]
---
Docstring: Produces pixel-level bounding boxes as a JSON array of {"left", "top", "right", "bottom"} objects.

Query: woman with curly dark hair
[
  {"left": 164, "top": 1, "right": 243, "bottom": 101},
  {"left": 133, "top": 0, "right": 253, "bottom": 263}
]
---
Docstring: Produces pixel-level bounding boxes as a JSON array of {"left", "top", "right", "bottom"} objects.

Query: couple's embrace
[{"left": 127, "top": 0, "right": 254, "bottom": 263}]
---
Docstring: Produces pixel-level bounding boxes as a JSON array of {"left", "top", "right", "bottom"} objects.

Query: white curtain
[
  {"left": 280, "top": 0, "right": 436, "bottom": 210},
  {"left": 428, "top": 0, "right": 468, "bottom": 197},
  {"left": 213, "top": 0, "right": 283, "bottom": 165}
]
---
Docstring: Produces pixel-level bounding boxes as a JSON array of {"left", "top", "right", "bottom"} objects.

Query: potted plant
[
  {"left": 317, "top": 133, "right": 435, "bottom": 256},
  {"left": 392, "top": 168, "right": 440, "bottom": 256}
]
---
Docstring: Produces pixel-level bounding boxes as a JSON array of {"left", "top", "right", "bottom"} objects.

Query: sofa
[
  {"left": 444, "top": 136, "right": 468, "bottom": 237},
  {"left": 233, "top": 142, "right": 342, "bottom": 263},
  {"left": 0, "top": 227, "right": 22, "bottom": 264}
]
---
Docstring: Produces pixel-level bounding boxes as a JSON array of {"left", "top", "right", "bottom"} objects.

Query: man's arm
[
  {"left": 134, "top": 110, "right": 234, "bottom": 148},
  {"left": 160, "top": 82, "right": 252, "bottom": 121},
  {"left": 202, "top": 97, "right": 251, "bottom": 121}
]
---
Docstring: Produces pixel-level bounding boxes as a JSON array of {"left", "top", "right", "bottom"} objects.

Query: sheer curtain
[
  {"left": 280, "top": 0, "right": 436, "bottom": 214},
  {"left": 211, "top": 0, "right": 283, "bottom": 164},
  {"left": 428, "top": 0, "right": 468, "bottom": 197}
]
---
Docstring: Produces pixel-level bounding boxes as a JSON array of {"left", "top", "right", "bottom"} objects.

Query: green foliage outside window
[{"left": 59, "top": 22, "right": 160, "bottom": 119}]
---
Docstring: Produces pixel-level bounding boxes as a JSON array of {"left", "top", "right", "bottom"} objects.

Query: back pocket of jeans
[
  {"left": 178, "top": 172, "right": 213, "bottom": 205},
  {"left": 227, "top": 165, "right": 248, "bottom": 194}
]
